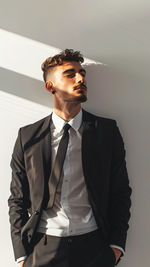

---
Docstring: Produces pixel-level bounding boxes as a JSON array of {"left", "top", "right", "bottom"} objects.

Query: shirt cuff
[
  {"left": 109, "top": 244, "right": 125, "bottom": 255},
  {"left": 16, "top": 256, "right": 27, "bottom": 263}
]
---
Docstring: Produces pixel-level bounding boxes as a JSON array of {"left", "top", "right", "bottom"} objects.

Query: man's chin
[
  {"left": 66, "top": 95, "right": 87, "bottom": 103},
  {"left": 78, "top": 95, "right": 87, "bottom": 103},
  {"left": 76, "top": 95, "right": 87, "bottom": 103}
]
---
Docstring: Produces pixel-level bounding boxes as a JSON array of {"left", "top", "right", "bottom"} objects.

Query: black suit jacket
[{"left": 8, "top": 109, "right": 132, "bottom": 261}]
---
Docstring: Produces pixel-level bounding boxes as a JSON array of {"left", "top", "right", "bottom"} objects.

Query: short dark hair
[{"left": 41, "top": 48, "right": 84, "bottom": 82}]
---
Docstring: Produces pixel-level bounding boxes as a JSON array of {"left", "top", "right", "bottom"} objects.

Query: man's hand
[
  {"left": 18, "top": 260, "right": 24, "bottom": 266},
  {"left": 111, "top": 247, "right": 122, "bottom": 263}
]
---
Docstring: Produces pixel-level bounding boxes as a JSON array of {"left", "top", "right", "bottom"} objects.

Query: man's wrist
[
  {"left": 16, "top": 256, "right": 27, "bottom": 263},
  {"left": 109, "top": 245, "right": 125, "bottom": 255},
  {"left": 109, "top": 245, "right": 124, "bottom": 265}
]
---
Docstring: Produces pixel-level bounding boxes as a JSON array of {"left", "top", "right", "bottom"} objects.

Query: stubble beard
[
  {"left": 77, "top": 94, "right": 87, "bottom": 103},
  {"left": 66, "top": 94, "right": 87, "bottom": 103}
]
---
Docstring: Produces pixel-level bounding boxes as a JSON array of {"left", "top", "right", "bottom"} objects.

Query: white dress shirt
[
  {"left": 17, "top": 109, "right": 124, "bottom": 263},
  {"left": 37, "top": 108, "right": 98, "bottom": 236}
]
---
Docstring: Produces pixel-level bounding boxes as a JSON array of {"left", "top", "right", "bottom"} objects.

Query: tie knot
[{"left": 63, "top": 123, "right": 71, "bottom": 134}]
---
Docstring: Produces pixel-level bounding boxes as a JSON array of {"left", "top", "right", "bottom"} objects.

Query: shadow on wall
[
  {"left": 0, "top": 63, "right": 139, "bottom": 122},
  {"left": 0, "top": 64, "right": 123, "bottom": 116},
  {"left": 0, "top": 67, "right": 53, "bottom": 108},
  {"left": 82, "top": 63, "right": 129, "bottom": 120}
]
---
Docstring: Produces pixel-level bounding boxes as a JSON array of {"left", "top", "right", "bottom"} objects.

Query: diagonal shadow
[
  {"left": 0, "top": 63, "right": 122, "bottom": 120},
  {"left": 0, "top": 67, "right": 53, "bottom": 107}
]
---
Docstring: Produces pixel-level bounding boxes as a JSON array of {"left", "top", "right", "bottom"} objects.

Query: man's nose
[{"left": 76, "top": 73, "right": 84, "bottom": 83}]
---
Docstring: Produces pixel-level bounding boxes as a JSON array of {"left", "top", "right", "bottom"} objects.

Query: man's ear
[{"left": 45, "top": 81, "right": 54, "bottom": 94}]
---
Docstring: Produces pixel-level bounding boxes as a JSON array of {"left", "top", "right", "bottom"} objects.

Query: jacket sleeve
[
  {"left": 108, "top": 121, "right": 132, "bottom": 253},
  {"left": 8, "top": 128, "right": 30, "bottom": 261}
]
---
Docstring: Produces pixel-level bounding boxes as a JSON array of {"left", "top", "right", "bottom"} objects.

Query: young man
[{"left": 8, "top": 49, "right": 132, "bottom": 267}]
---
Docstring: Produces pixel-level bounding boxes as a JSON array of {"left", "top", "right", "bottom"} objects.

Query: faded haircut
[{"left": 41, "top": 48, "right": 84, "bottom": 82}]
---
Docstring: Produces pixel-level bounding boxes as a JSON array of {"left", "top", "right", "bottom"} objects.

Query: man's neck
[{"left": 53, "top": 104, "right": 81, "bottom": 122}]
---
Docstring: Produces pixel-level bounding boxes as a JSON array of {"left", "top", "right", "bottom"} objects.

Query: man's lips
[
  {"left": 74, "top": 85, "right": 87, "bottom": 91},
  {"left": 76, "top": 88, "right": 86, "bottom": 91}
]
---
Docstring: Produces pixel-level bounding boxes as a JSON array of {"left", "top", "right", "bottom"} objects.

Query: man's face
[{"left": 47, "top": 61, "right": 87, "bottom": 103}]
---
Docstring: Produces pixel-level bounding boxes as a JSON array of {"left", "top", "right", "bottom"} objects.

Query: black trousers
[{"left": 24, "top": 229, "right": 116, "bottom": 267}]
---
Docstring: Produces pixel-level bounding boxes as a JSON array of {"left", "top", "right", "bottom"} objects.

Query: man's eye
[{"left": 67, "top": 74, "right": 74, "bottom": 78}]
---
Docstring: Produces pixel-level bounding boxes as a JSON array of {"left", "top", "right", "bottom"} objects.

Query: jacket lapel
[
  {"left": 30, "top": 113, "right": 52, "bottom": 212},
  {"left": 39, "top": 113, "right": 52, "bottom": 208},
  {"left": 81, "top": 110, "right": 108, "bottom": 234},
  {"left": 81, "top": 109, "right": 103, "bottom": 185}
]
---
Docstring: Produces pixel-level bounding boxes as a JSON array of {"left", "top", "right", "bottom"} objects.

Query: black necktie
[{"left": 47, "top": 123, "right": 71, "bottom": 208}]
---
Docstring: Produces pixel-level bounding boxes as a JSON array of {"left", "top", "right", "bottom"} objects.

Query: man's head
[{"left": 41, "top": 49, "right": 87, "bottom": 104}]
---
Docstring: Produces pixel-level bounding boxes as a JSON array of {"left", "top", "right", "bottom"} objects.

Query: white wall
[{"left": 0, "top": 1, "right": 150, "bottom": 266}]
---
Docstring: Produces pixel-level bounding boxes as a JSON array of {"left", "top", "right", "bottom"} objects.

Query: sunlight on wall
[{"left": 0, "top": 28, "right": 103, "bottom": 81}]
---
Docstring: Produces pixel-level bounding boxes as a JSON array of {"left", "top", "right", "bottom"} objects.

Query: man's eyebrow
[
  {"left": 62, "top": 68, "right": 86, "bottom": 75},
  {"left": 80, "top": 68, "right": 86, "bottom": 74}
]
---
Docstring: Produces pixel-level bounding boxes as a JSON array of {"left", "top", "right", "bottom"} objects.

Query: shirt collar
[{"left": 52, "top": 109, "right": 82, "bottom": 133}]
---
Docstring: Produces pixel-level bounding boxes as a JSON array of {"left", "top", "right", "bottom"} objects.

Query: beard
[
  {"left": 77, "top": 94, "right": 87, "bottom": 103},
  {"left": 65, "top": 94, "right": 87, "bottom": 103}
]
